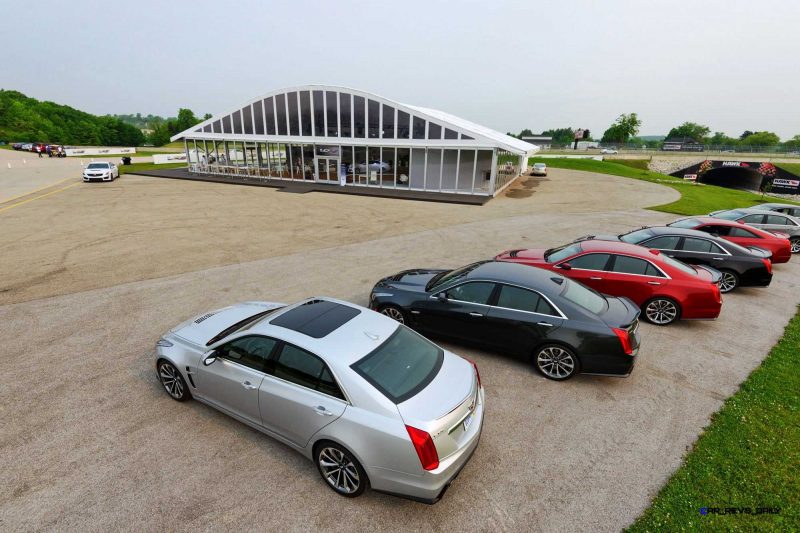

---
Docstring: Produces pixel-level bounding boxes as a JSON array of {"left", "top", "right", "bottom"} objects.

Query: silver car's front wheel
[
  {"left": 380, "top": 305, "right": 405, "bottom": 324},
  {"left": 535, "top": 345, "right": 578, "bottom": 381},
  {"left": 644, "top": 298, "right": 680, "bottom": 326},
  {"left": 316, "top": 444, "right": 366, "bottom": 497},
  {"left": 158, "top": 361, "right": 191, "bottom": 402},
  {"left": 791, "top": 239, "right": 800, "bottom": 254},
  {"left": 718, "top": 270, "right": 739, "bottom": 293}
]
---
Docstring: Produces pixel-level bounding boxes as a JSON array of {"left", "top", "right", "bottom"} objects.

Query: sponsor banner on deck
[{"left": 65, "top": 147, "right": 136, "bottom": 156}]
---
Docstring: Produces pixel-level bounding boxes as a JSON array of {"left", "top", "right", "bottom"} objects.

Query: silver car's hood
[{"left": 170, "top": 301, "right": 285, "bottom": 346}]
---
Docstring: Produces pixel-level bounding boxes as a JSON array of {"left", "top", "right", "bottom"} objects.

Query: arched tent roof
[{"left": 171, "top": 84, "right": 537, "bottom": 156}]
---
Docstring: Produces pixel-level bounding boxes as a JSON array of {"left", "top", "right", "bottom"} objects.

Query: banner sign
[
  {"left": 683, "top": 174, "right": 697, "bottom": 181},
  {"left": 153, "top": 153, "right": 188, "bottom": 164},
  {"left": 65, "top": 147, "right": 136, "bottom": 157},
  {"left": 773, "top": 178, "right": 800, "bottom": 188}
]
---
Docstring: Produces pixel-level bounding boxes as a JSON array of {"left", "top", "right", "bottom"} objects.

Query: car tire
[
  {"left": 533, "top": 344, "right": 580, "bottom": 381},
  {"left": 379, "top": 305, "right": 407, "bottom": 325},
  {"left": 157, "top": 360, "right": 192, "bottom": 402},
  {"left": 314, "top": 441, "right": 368, "bottom": 498},
  {"left": 642, "top": 297, "right": 681, "bottom": 326},
  {"left": 718, "top": 269, "right": 739, "bottom": 293},
  {"left": 790, "top": 238, "right": 800, "bottom": 254}
]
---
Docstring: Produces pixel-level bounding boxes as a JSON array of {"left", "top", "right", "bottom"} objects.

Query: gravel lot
[{"left": 1, "top": 167, "right": 798, "bottom": 532}]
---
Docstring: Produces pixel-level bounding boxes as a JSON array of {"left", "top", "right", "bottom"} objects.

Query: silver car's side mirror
[{"left": 203, "top": 350, "right": 218, "bottom": 366}]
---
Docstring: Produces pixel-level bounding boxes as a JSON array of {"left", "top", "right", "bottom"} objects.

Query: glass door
[{"left": 316, "top": 157, "right": 340, "bottom": 182}]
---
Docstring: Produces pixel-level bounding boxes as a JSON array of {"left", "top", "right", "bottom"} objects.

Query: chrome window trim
[
  {"left": 430, "top": 279, "right": 568, "bottom": 320},
  {"left": 642, "top": 236, "right": 732, "bottom": 256},
  {"left": 557, "top": 252, "right": 672, "bottom": 280}
]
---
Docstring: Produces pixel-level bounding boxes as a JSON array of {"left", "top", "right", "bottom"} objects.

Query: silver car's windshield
[
  {"left": 668, "top": 218, "right": 700, "bottom": 229},
  {"left": 620, "top": 228, "right": 654, "bottom": 244},
  {"left": 560, "top": 279, "right": 607, "bottom": 314},
  {"left": 714, "top": 210, "right": 746, "bottom": 220},
  {"left": 545, "top": 243, "right": 582, "bottom": 263},
  {"left": 351, "top": 326, "right": 443, "bottom": 404}
]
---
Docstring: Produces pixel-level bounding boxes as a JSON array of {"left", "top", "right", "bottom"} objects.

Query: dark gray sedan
[{"left": 370, "top": 261, "right": 641, "bottom": 381}]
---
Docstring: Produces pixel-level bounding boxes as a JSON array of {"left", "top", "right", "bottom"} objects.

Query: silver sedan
[{"left": 155, "top": 297, "right": 484, "bottom": 502}]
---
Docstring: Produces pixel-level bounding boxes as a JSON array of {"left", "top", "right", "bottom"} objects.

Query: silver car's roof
[{"left": 249, "top": 297, "right": 400, "bottom": 370}]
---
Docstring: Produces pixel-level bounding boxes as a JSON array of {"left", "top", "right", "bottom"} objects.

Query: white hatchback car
[{"left": 83, "top": 162, "right": 119, "bottom": 182}]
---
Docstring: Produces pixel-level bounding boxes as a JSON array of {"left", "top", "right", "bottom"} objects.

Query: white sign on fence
[
  {"left": 65, "top": 147, "right": 136, "bottom": 157},
  {"left": 152, "top": 153, "right": 189, "bottom": 164}
]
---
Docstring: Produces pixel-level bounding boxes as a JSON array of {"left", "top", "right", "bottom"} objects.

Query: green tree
[
  {"left": 740, "top": 131, "right": 780, "bottom": 146},
  {"left": 601, "top": 113, "right": 641, "bottom": 144},
  {"left": 740, "top": 130, "right": 754, "bottom": 140},
  {"left": 781, "top": 134, "right": 800, "bottom": 151},
  {"left": 542, "top": 127, "right": 580, "bottom": 145},
  {"left": 666, "top": 122, "right": 710, "bottom": 142},
  {"left": 708, "top": 131, "right": 740, "bottom": 146}
]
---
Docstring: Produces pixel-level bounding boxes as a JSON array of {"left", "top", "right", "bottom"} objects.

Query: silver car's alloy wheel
[
  {"left": 159, "top": 362, "right": 185, "bottom": 399},
  {"left": 318, "top": 447, "right": 360, "bottom": 494},
  {"left": 645, "top": 299, "right": 678, "bottom": 325},
  {"left": 718, "top": 271, "right": 738, "bottom": 293},
  {"left": 791, "top": 239, "right": 800, "bottom": 254},
  {"left": 380, "top": 306, "right": 405, "bottom": 324},
  {"left": 536, "top": 346, "right": 576, "bottom": 380}
]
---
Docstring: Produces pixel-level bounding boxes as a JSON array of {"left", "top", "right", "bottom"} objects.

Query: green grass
[
  {"left": 606, "top": 158, "right": 651, "bottom": 171},
  {"left": 119, "top": 162, "right": 184, "bottom": 175},
  {"left": 776, "top": 163, "right": 800, "bottom": 176},
  {"left": 627, "top": 307, "right": 800, "bottom": 532},
  {"left": 529, "top": 158, "right": 799, "bottom": 215}
]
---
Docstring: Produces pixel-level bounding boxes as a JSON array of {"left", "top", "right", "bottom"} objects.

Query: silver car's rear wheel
[
  {"left": 158, "top": 361, "right": 191, "bottom": 402},
  {"left": 643, "top": 298, "right": 680, "bottom": 326},
  {"left": 791, "top": 238, "right": 800, "bottom": 254},
  {"left": 380, "top": 305, "right": 405, "bottom": 324},
  {"left": 316, "top": 444, "right": 366, "bottom": 497},
  {"left": 718, "top": 270, "right": 739, "bottom": 293},
  {"left": 535, "top": 345, "right": 578, "bottom": 381}
]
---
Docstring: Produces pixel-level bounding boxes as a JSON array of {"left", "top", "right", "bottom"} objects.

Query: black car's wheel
[
  {"left": 379, "top": 305, "right": 406, "bottom": 325},
  {"left": 157, "top": 360, "right": 191, "bottom": 402},
  {"left": 534, "top": 344, "right": 580, "bottom": 381},
  {"left": 718, "top": 270, "right": 739, "bottom": 293},
  {"left": 790, "top": 238, "right": 800, "bottom": 254},
  {"left": 643, "top": 297, "right": 681, "bottom": 326},
  {"left": 315, "top": 441, "right": 368, "bottom": 497}
]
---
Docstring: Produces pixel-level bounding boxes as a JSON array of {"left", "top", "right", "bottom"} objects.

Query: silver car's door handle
[
  {"left": 469, "top": 312, "right": 484, "bottom": 317},
  {"left": 537, "top": 322, "right": 554, "bottom": 327},
  {"left": 589, "top": 276, "right": 603, "bottom": 280},
  {"left": 313, "top": 405, "right": 334, "bottom": 416},
  {"left": 242, "top": 381, "right": 257, "bottom": 390},
  {"left": 647, "top": 281, "right": 661, "bottom": 285}
]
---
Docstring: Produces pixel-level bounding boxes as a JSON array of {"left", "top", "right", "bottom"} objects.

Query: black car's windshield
[
  {"left": 660, "top": 254, "right": 698, "bottom": 276},
  {"left": 426, "top": 261, "right": 485, "bottom": 292},
  {"left": 714, "top": 210, "right": 746, "bottom": 220},
  {"left": 560, "top": 279, "right": 607, "bottom": 314},
  {"left": 351, "top": 326, "right": 444, "bottom": 404},
  {"left": 620, "top": 228, "right": 655, "bottom": 244},
  {"left": 545, "top": 243, "right": 582, "bottom": 263},
  {"left": 667, "top": 218, "right": 700, "bottom": 229}
]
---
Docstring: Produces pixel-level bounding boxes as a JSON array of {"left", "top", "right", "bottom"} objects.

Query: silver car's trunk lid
[
  {"left": 396, "top": 352, "right": 478, "bottom": 460},
  {"left": 171, "top": 301, "right": 285, "bottom": 346}
]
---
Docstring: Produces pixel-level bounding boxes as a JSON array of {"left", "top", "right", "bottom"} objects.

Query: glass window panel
[
  {"left": 681, "top": 238, "right": 714, "bottom": 253},
  {"left": 312, "top": 90, "right": 325, "bottom": 137},
  {"left": 253, "top": 102, "right": 264, "bottom": 135},
  {"left": 243, "top": 107, "right": 253, "bottom": 134},
  {"left": 569, "top": 253, "right": 611, "bottom": 270},
  {"left": 381, "top": 147, "right": 396, "bottom": 187},
  {"left": 339, "top": 93, "right": 351, "bottom": 137},
  {"left": 272, "top": 344, "right": 324, "bottom": 390},
  {"left": 326, "top": 91, "right": 338, "bottom": 137},
  {"left": 299, "top": 91, "right": 312, "bottom": 136},
  {"left": 275, "top": 94, "right": 287, "bottom": 135},
  {"left": 340, "top": 146, "right": 354, "bottom": 184},
  {"left": 287, "top": 92, "right": 299, "bottom": 135},
  {"left": 264, "top": 98, "right": 275, "bottom": 135},
  {"left": 458, "top": 150, "right": 475, "bottom": 191},
  {"left": 428, "top": 122, "right": 441, "bottom": 139},
  {"left": 396, "top": 148, "right": 410, "bottom": 187},
  {"left": 368, "top": 99, "right": 380, "bottom": 138},
  {"left": 497, "top": 285, "right": 543, "bottom": 313},
  {"left": 232, "top": 110, "right": 243, "bottom": 134},
  {"left": 203, "top": 124, "right": 211, "bottom": 133},
  {"left": 303, "top": 144, "right": 315, "bottom": 180},
  {"left": 353, "top": 146, "right": 367, "bottom": 185},
  {"left": 611, "top": 255, "right": 650, "bottom": 275},
  {"left": 645, "top": 263, "right": 665, "bottom": 277},
  {"left": 397, "top": 110, "right": 410, "bottom": 139},
  {"left": 444, "top": 128, "right": 458, "bottom": 140},
  {"left": 412, "top": 117, "right": 426, "bottom": 139},
  {"left": 475, "top": 150, "right": 493, "bottom": 192},
  {"left": 212, "top": 119, "right": 221, "bottom": 133},
  {"left": 382, "top": 105, "right": 395, "bottom": 138},
  {"left": 410, "top": 148, "right": 425, "bottom": 189},
  {"left": 643, "top": 235, "right": 681, "bottom": 250},
  {"left": 441, "top": 149, "right": 458, "bottom": 190},
  {"left": 367, "top": 147, "right": 381, "bottom": 185},
  {"left": 222, "top": 115, "right": 232, "bottom": 134},
  {"left": 353, "top": 95, "right": 366, "bottom": 138},
  {"left": 445, "top": 282, "right": 495, "bottom": 304},
  {"left": 219, "top": 336, "right": 277, "bottom": 371},
  {"left": 425, "top": 149, "right": 442, "bottom": 190},
  {"left": 461, "top": 133, "right": 474, "bottom": 140}
]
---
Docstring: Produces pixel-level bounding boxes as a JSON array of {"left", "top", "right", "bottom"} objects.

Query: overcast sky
[{"left": 2, "top": 0, "right": 799, "bottom": 138}]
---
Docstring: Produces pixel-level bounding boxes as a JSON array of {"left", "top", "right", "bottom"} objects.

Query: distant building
[
  {"left": 521, "top": 135, "right": 553, "bottom": 150},
  {"left": 662, "top": 137, "right": 704, "bottom": 152}
]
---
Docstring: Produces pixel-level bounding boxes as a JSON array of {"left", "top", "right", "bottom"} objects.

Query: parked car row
[
  {"left": 153, "top": 204, "right": 795, "bottom": 503},
  {"left": 11, "top": 142, "right": 65, "bottom": 156}
]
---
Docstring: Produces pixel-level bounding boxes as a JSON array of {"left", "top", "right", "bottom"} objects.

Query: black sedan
[
  {"left": 575, "top": 226, "right": 773, "bottom": 293},
  {"left": 370, "top": 261, "right": 641, "bottom": 381}
]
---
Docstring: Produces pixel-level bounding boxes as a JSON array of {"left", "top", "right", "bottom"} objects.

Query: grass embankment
[
  {"left": 529, "top": 158, "right": 799, "bottom": 215},
  {"left": 627, "top": 307, "right": 800, "bottom": 531},
  {"left": 120, "top": 162, "right": 184, "bottom": 175},
  {"left": 777, "top": 163, "right": 800, "bottom": 176}
]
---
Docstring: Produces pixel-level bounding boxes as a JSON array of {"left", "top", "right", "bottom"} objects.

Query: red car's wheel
[{"left": 643, "top": 297, "right": 681, "bottom": 326}]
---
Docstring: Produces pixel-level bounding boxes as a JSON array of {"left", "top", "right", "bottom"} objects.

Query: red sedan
[
  {"left": 496, "top": 240, "right": 722, "bottom": 325},
  {"left": 667, "top": 217, "right": 792, "bottom": 264}
]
